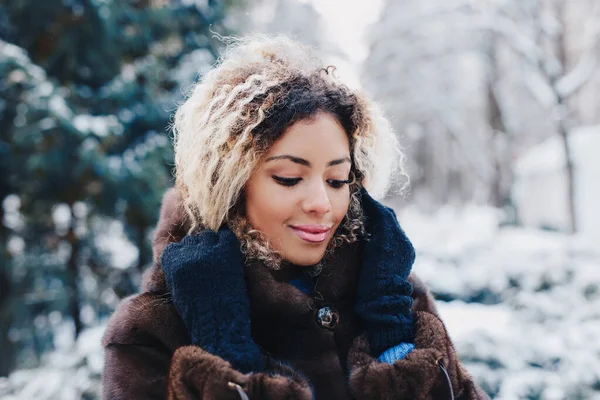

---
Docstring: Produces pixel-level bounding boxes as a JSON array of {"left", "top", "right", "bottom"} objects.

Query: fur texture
[
  {"left": 168, "top": 346, "right": 312, "bottom": 400},
  {"left": 348, "top": 311, "right": 489, "bottom": 399},
  {"left": 102, "top": 188, "right": 490, "bottom": 400}
]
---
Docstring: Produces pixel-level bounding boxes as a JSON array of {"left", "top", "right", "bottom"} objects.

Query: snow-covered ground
[
  {"left": 1, "top": 206, "right": 599, "bottom": 399},
  {"left": 0, "top": 326, "right": 104, "bottom": 400},
  {"left": 403, "top": 205, "right": 600, "bottom": 399}
]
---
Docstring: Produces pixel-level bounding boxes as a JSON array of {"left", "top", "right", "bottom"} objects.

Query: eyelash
[{"left": 272, "top": 176, "right": 351, "bottom": 189}]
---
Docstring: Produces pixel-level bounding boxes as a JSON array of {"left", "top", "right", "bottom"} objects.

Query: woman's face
[{"left": 245, "top": 112, "right": 352, "bottom": 266}]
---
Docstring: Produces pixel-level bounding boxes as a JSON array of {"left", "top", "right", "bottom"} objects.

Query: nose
[{"left": 302, "top": 182, "right": 332, "bottom": 215}]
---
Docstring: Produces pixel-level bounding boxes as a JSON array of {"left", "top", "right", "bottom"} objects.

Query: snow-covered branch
[{"left": 554, "top": 22, "right": 600, "bottom": 98}]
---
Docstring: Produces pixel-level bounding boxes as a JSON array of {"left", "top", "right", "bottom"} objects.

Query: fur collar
[{"left": 143, "top": 188, "right": 189, "bottom": 294}]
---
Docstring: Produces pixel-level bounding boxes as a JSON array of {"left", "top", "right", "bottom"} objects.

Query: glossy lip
[{"left": 289, "top": 224, "right": 332, "bottom": 243}]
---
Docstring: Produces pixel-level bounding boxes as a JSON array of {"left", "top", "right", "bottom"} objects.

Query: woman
[{"left": 102, "top": 36, "right": 489, "bottom": 400}]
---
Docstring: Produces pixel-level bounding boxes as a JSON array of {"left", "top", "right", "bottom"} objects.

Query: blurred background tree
[
  {"left": 363, "top": 0, "right": 600, "bottom": 235},
  {"left": 0, "top": 0, "right": 238, "bottom": 377}
]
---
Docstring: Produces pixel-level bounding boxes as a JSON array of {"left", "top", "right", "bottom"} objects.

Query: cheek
[
  {"left": 245, "top": 179, "right": 292, "bottom": 231},
  {"left": 331, "top": 189, "right": 351, "bottom": 223}
]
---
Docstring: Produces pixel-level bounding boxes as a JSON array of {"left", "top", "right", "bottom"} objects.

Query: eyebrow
[{"left": 265, "top": 155, "right": 351, "bottom": 167}]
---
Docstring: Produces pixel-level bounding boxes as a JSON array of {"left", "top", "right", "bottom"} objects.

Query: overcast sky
[{"left": 300, "top": 0, "right": 384, "bottom": 88}]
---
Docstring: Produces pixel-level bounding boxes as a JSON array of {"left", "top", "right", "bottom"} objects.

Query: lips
[{"left": 289, "top": 225, "right": 331, "bottom": 243}]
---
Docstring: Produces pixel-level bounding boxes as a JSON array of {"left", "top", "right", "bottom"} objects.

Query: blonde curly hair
[{"left": 172, "top": 35, "right": 407, "bottom": 269}]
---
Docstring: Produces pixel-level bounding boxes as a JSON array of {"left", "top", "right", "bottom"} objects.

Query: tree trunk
[
  {"left": 136, "top": 224, "right": 149, "bottom": 273},
  {"left": 554, "top": 1, "right": 578, "bottom": 234},
  {"left": 530, "top": 0, "right": 578, "bottom": 233},
  {"left": 0, "top": 202, "right": 16, "bottom": 376},
  {"left": 557, "top": 114, "right": 577, "bottom": 233},
  {"left": 485, "top": 34, "right": 514, "bottom": 210},
  {"left": 487, "top": 84, "right": 506, "bottom": 208},
  {"left": 0, "top": 267, "right": 15, "bottom": 377},
  {"left": 66, "top": 205, "right": 83, "bottom": 337}
]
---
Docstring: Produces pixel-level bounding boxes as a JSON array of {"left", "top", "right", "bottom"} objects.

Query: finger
[
  {"left": 246, "top": 373, "right": 313, "bottom": 400},
  {"left": 169, "top": 346, "right": 247, "bottom": 400},
  {"left": 350, "top": 362, "right": 404, "bottom": 400},
  {"left": 392, "top": 348, "right": 445, "bottom": 392},
  {"left": 414, "top": 312, "right": 467, "bottom": 392},
  {"left": 347, "top": 334, "right": 375, "bottom": 369},
  {"left": 413, "top": 311, "right": 450, "bottom": 354}
]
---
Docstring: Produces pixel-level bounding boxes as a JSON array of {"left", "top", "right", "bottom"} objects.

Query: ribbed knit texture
[
  {"left": 356, "top": 189, "right": 416, "bottom": 356},
  {"left": 377, "top": 342, "right": 415, "bottom": 364},
  {"left": 160, "top": 228, "right": 264, "bottom": 373}
]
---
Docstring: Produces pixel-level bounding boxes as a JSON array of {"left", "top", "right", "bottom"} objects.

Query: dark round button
[{"left": 316, "top": 306, "right": 339, "bottom": 330}]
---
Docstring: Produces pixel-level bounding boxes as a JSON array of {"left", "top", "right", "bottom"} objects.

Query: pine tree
[{"left": 0, "top": 0, "right": 237, "bottom": 376}]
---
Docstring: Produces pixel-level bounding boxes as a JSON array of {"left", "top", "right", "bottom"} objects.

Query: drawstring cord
[
  {"left": 438, "top": 360, "right": 455, "bottom": 400},
  {"left": 228, "top": 381, "right": 250, "bottom": 400}
]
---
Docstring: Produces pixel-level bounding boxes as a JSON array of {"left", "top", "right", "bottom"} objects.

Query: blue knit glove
[
  {"left": 377, "top": 342, "right": 415, "bottom": 364},
  {"left": 161, "top": 228, "right": 264, "bottom": 373},
  {"left": 356, "top": 188, "right": 416, "bottom": 356}
]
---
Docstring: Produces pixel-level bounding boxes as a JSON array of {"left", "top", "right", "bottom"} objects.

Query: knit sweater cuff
[
  {"left": 367, "top": 312, "right": 415, "bottom": 356},
  {"left": 377, "top": 342, "right": 415, "bottom": 364}
]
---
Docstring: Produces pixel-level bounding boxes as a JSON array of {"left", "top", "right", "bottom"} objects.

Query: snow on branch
[
  {"left": 554, "top": 24, "right": 600, "bottom": 98},
  {"left": 555, "top": 50, "right": 598, "bottom": 99}
]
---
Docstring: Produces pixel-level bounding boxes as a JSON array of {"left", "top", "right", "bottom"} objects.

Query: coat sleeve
[
  {"left": 346, "top": 312, "right": 490, "bottom": 400},
  {"left": 101, "top": 293, "right": 313, "bottom": 400},
  {"left": 167, "top": 346, "right": 313, "bottom": 400},
  {"left": 346, "top": 274, "right": 490, "bottom": 400},
  {"left": 101, "top": 292, "right": 187, "bottom": 400},
  {"left": 103, "top": 339, "right": 172, "bottom": 400}
]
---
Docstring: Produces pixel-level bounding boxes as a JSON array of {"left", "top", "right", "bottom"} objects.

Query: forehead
[{"left": 266, "top": 113, "right": 350, "bottom": 159}]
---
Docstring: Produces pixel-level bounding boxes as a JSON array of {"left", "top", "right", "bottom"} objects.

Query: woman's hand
[
  {"left": 161, "top": 228, "right": 264, "bottom": 373},
  {"left": 161, "top": 227, "right": 244, "bottom": 295},
  {"left": 355, "top": 188, "right": 416, "bottom": 356},
  {"left": 348, "top": 311, "right": 489, "bottom": 400},
  {"left": 168, "top": 346, "right": 313, "bottom": 400}
]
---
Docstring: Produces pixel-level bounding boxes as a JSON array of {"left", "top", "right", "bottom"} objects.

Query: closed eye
[
  {"left": 327, "top": 179, "right": 351, "bottom": 189},
  {"left": 272, "top": 176, "right": 301, "bottom": 187},
  {"left": 273, "top": 176, "right": 351, "bottom": 188}
]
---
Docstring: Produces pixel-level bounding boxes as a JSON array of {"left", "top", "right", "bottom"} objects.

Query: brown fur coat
[{"left": 101, "top": 188, "right": 490, "bottom": 400}]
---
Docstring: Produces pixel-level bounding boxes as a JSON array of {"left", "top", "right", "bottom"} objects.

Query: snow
[
  {"left": 0, "top": 325, "right": 105, "bottom": 400},
  {"left": 2, "top": 195, "right": 24, "bottom": 232},
  {"left": 51, "top": 203, "right": 71, "bottom": 235},
  {"left": 0, "top": 40, "right": 31, "bottom": 66},
  {"left": 93, "top": 219, "right": 139, "bottom": 270},
  {"left": 305, "top": 0, "right": 383, "bottom": 64},
  {"left": 48, "top": 95, "right": 73, "bottom": 119},
  {"left": 7, "top": 236, "right": 25, "bottom": 255},
  {"left": 514, "top": 124, "right": 600, "bottom": 239},
  {"left": 172, "top": 48, "right": 215, "bottom": 91},
  {"left": 555, "top": 50, "right": 597, "bottom": 98},
  {"left": 2, "top": 204, "right": 599, "bottom": 399},
  {"left": 72, "top": 114, "right": 123, "bottom": 137},
  {"left": 524, "top": 67, "right": 557, "bottom": 108},
  {"left": 399, "top": 204, "right": 600, "bottom": 398}
]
